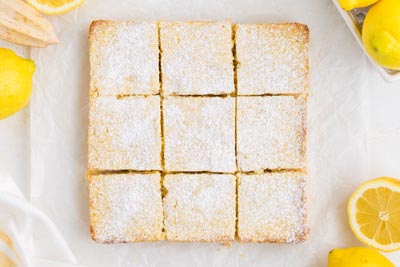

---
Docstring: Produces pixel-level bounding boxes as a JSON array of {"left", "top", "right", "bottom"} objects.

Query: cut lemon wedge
[
  {"left": 348, "top": 177, "right": 400, "bottom": 252},
  {"left": 25, "top": 0, "right": 84, "bottom": 15}
]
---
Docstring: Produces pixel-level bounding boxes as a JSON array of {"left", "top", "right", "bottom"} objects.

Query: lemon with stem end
[
  {"left": 362, "top": 0, "right": 400, "bottom": 70},
  {"left": 0, "top": 48, "right": 35, "bottom": 120}
]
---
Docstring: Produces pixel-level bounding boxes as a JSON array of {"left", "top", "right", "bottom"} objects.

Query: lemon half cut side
[
  {"left": 26, "top": 0, "right": 84, "bottom": 15},
  {"left": 348, "top": 177, "right": 400, "bottom": 252}
]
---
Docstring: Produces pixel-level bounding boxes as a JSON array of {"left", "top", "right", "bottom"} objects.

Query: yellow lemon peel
[
  {"left": 362, "top": 0, "right": 400, "bottom": 70},
  {"left": 339, "top": 0, "right": 380, "bottom": 11},
  {"left": 0, "top": 48, "right": 35, "bottom": 120}
]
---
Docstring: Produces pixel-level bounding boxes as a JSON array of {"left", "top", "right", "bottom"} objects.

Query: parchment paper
[
  {"left": 28, "top": 0, "right": 400, "bottom": 266},
  {"left": 0, "top": 40, "right": 30, "bottom": 197}
]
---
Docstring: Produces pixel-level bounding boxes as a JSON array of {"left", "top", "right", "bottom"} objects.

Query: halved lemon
[
  {"left": 348, "top": 177, "right": 400, "bottom": 252},
  {"left": 26, "top": 0, "right": 84, "bottom": 15}
]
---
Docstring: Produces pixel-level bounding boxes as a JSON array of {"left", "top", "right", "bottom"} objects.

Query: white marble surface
[{"left": 1, "top": 0, "right": 400, "bottom": 266}]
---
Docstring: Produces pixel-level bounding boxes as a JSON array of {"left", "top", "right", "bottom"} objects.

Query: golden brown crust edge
[
  {"left": 87, "top": 20, "right": 310, "bottom": 244},
  {"left": 237, "top": 169, "right": 309, "bottom": 244}
]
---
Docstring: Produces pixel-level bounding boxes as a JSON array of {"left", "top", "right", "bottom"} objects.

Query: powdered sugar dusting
[
  {"left": 163, "top": 173, "right": 236, "bottom": 241},
  {"left": 238, "top": 171, "right": 308, "bottom": 243},
  {"left": 160, "top": 21, "right": 234, "bottom": 95},
  {"left": 235, "top": 23, "right": 309, "bottom": 95},
  {"left": 90, "top": 21, "right": 159, "bottom": 96},
  {"left": 237, "top": 95, "right": 307, "bottom": 171},
  {"left": 87, "top": 20, "right": 310, "bottom": 244},
  {"left": 89, "top": 173, "right": 163, "bottom": 242},
  {"left": 88, "top": 96, "right": 161, "bottom": 170},
  {"left": 163, "top": 97, "right": 236, "bottom": 172}
]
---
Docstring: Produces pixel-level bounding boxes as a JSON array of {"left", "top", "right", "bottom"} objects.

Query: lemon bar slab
[
  {"left": 89, "top": 173, "right": 164, "bottom": 243},
  {"left": 160, "top": 21, "right": 234, "bottom": 95},
  {"left": 163, "top": 97, "right": 236, "bottom": 172},
  {"left": 89, "top": 20, "right": 159, "bottom": 96},
  {"left": 238, "top": 171, "right": 308, "bottom": 243},
  {"left": 88, "top": 96, "right": 161, "bottom": 170},
  {"left": 163, "top": 173, "right": 236, "bottom": 242},
  {"left": 237, "top": 95, "right": 306, "bottom": 171},
  {"left": 235, "top": 23, "right": 309, "bottom": 95}
]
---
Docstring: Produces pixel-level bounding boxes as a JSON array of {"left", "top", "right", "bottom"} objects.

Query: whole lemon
[
  {"left": 362, "top": 0, "right": 400, "bottom": 70},
  {"left": 339, "top": 0, "right": 379, "bottom": 11},
  {"left": 328, "top": 247, "right": 395, "bottom": 267},
  {"left": 0, "top": 48, "right": 35, "bottom": 120}
]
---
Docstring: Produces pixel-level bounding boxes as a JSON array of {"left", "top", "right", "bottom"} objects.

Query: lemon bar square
[
  {"left": 89, "top": 173, "right": 164, "bottom": 243},
  {"left": 163, "top": 97, "right": 236, "bottom": 172},
  {"left": 237, "top": 95, "right": 306, "bottom": 171},
  {"left": 89, "top": 20, "right": 159, "bottom": 96},
  {"left": 88, "top": 96, "right": 161, "bottom": 170},
  {"left": 238, "top": 171, "right": 309, "bottom": 243},
  {"left": 235, "top": 23, "right": 309, "bottom": 95},
  {"left": 163, "top": 174, "right": 236, "bottom": 242},
  {"left": 160, "top": 21, "right": 234, "bottom": 95}
]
